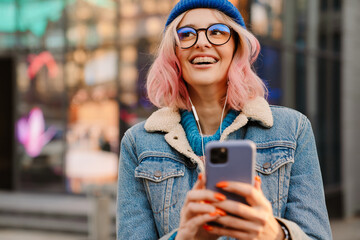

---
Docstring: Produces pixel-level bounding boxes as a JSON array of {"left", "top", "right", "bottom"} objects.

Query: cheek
[{"left": 221, "top": 50, "right": 234, "bottom": 66}]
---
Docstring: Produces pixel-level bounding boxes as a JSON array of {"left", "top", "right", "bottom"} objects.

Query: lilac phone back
[{"left": 205, "top": 140, "right": 256, "bottom": 202}]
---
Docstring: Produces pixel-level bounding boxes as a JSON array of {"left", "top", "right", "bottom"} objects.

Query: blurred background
[{"left": 0, "top": 0, "right": 359, "bottom": 239}]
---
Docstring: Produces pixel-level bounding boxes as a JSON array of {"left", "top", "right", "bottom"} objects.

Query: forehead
[{"left": 178, "top": 8, "right": 224, "bottom": 28}]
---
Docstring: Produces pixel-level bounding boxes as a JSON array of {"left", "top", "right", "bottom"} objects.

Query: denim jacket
[{"left": 116, "top": 97, "right": 332, "bottom": 240}]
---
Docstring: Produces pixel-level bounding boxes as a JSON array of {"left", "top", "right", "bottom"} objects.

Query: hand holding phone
[
  {"left": 204, "top": 141, "right": 284, "bottom": 239},
  {"left": 205, "top": 140, "right": 256, "bottom": 204}
]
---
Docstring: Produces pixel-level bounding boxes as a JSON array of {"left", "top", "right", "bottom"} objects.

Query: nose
[{"left": 195, "top": 31, "right": 211, "bottom": 48}]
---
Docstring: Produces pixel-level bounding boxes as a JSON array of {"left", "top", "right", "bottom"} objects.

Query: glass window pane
[
  {"left": 320, "top": 0, "right": 328, "bottom": 11},
  {"left": 254, "top": 45, "right": 282, "bottom": 105}
]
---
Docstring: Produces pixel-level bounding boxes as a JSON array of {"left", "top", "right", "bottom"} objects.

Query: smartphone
[{"left": 205, "top": 140, "right": 256, "bottom": 204}]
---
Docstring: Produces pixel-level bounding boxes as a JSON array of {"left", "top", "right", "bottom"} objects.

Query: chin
[
  {"left": 183, "top": 68, "right": 227, "bottom": 86},
  {"left": 193, "top": 77, "right": 223, "bottom": 86}
]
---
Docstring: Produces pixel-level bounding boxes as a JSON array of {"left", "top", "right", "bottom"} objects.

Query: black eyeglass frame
[{"left": 176, "top": 23, "right": 233, "bottom": 49}]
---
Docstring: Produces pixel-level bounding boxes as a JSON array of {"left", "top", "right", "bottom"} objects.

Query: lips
[{"left": 190, "top": 56, "right": 218, "bottom": 65}]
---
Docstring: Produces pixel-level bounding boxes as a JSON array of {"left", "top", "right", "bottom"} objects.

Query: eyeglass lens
[{"left": 177, "top": 24, "right": 231, "bottom": 49}]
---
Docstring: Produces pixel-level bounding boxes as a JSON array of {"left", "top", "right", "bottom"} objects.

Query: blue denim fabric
[{"left": 116, "top": 106, "right": 332, "bottom": 240}]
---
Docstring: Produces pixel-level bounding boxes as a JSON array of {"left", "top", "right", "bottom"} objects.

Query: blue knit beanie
[{"left": 165, "top": 0, "right": 246, "bottom": 29}]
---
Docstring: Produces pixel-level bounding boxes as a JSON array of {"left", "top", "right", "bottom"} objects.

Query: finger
[
  {"left": 212, "top": 200, "right": 264, "bottom": 223},
  {"left": 184, "top": 189, "right": 227, "bottom": 206},
  {"left": 216, "top": 181, "right": 264, "bottom": 206},
  {"left": 254, "top": 176, "right": 261, "bottom": 190},
  {"left": 214, "top": 215, "right": 261, "bottom": 233},
  {"left": 182, "top": 212, "right": 221, "bottom": 234},
  {"left": 182, "top": 202, "right": 227, "bottom": 226},
  {"left": 193, "top": 172, "right": 205, "bottom": 190},
  {"left": 183, "top": 202, "right": 216, "bottom": 218},
  {"left": 202, "top": 224, "right": 252, "bottom": 239}
]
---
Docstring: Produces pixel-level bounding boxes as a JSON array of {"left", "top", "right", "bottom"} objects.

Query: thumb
[{"left": 193, "top": 172, "right": 206, "bottom": 190}]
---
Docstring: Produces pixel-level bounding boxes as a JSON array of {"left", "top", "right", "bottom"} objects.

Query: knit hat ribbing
[{"left": 165, "top": 0, "right": 246, "bottom": 29}]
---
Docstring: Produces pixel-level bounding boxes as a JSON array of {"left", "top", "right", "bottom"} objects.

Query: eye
[
  {"left": 210, "top": 30, "right": 223, "bottom": 35},
  {"left": 208, "top": 24, "right": 231, "bottom": 37},
  {"left": 177, "top": 27, "right": 196, "bottom": 40}
]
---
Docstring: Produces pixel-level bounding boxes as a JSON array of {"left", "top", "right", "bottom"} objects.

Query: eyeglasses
[{"left": 176, "top": 23, "right": 232, "bottom": 49}]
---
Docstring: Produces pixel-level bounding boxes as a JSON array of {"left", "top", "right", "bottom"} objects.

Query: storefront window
[
  {"left": 15, "top": 51, "right": 67, "bottom": 192},
  {"left": 66, "top": 83, "right": 119, "bottom": 194},
  {"left": 0, "top": 0, "right": 181, "bottom": 194}
]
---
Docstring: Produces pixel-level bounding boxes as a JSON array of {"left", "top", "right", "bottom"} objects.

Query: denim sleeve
[
  {"left": 116, "top": 131, "right": 159, "bottom": 240},
  {"left": 282, "top": 115, "right": 332, "bottom": 240}
]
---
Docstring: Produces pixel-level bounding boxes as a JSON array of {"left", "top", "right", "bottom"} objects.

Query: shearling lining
[
  {"left": 145, "top": 97, "right": 273, "bottom": 133},
  {"left": 144, "top": 97, "right": 273, "bottom": 172}
]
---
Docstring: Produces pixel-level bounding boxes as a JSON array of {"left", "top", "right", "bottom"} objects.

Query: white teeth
[{"left": 191, "top": 57, "right": 217, "bottom": 64}]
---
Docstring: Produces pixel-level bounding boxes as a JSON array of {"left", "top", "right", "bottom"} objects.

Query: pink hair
[{"left": 146, "top": 10, "right": 267, "bottom": 111}]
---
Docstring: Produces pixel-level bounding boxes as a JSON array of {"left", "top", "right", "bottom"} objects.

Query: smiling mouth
[{"left": 191, "top": 57, "right": 218, "bottom": 65}]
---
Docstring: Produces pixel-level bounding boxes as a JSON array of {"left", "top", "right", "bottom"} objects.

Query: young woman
[{"left": 116, "top": 0, "right": 332, "bottom": 239}]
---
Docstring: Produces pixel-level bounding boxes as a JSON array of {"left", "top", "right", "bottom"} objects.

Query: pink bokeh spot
[
  {"left": 16, "top": 107, "right": 56, "bottom": 158},
  {"left": 27, "top": 51, "right": 59, "bottom": 80}
]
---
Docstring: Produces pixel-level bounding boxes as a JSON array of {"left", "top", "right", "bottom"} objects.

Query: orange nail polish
[
  {"left": 203, "top": 225, "right": 214, "bottom": 231},
  {"left": 214, "top": 193, "right": 226, "bottom": 201},
  {"left": 198, "top": 173, "right": 203, "bottom": 181},
  {"left": 215, "top": 208, "right": 227, "bottom": 216},
  {"left": 216, "top": 181, "right": 229, "bottom": 188},
  {"left": 255, "top": 176, "right": 262, "bottom": 188},
  {"left": 209, "top": 211, "right": 218, "bottom": 217}
]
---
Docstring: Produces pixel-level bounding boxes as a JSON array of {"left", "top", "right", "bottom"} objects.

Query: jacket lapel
[{"left": 144, "top": 97, "right": 273, "bottom": 172}]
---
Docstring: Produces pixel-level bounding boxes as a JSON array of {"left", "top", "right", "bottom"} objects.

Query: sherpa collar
[
  {"left": 144, "top": 96, "right": 273, "bottom": 172},
  {"left": 145, "top": 96, "right": 273, "bottom": 133}
]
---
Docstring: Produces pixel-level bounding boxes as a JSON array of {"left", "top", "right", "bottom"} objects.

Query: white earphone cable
[
  {"left": 189, "top": 97, "right": 205, "bottom": 158},
  {"left": 189, "top": 89, "right": 228, "bottom": 158},
  {"left": 219, "top": 88, "right": 229, "bottom": 138}
]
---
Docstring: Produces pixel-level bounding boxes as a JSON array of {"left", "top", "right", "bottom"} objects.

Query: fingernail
[
  {"left": 215, "top": 208, "right": 227, "bottom": 216},
  {"left": 214, "top": 193, "right": 226, "bottom": 201},
  {"left": 209, "top": 211, "right": 219, "bottom": 217},
  {"left": 216, "top": 181, "right": 229, "bottom": 188},
  {"left": 255, "top": 175, "right": 261, "bottom": 183},
  {"left": 198, "top": 173, "right": 203, "bottom": 181},
  {"left": 203, "top": 224, "right": 214, "bottom": 231}
]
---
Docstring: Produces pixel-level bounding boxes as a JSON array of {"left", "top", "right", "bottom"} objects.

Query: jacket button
[
  {"left": 154, "top": 171, "right": 162, "bottom": 178},
  {"left": 263, "top": 162, "right": 271, "bottom": 169},
  {"left": 173, "top": 136, "right": 178, "bottom": 140}
]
